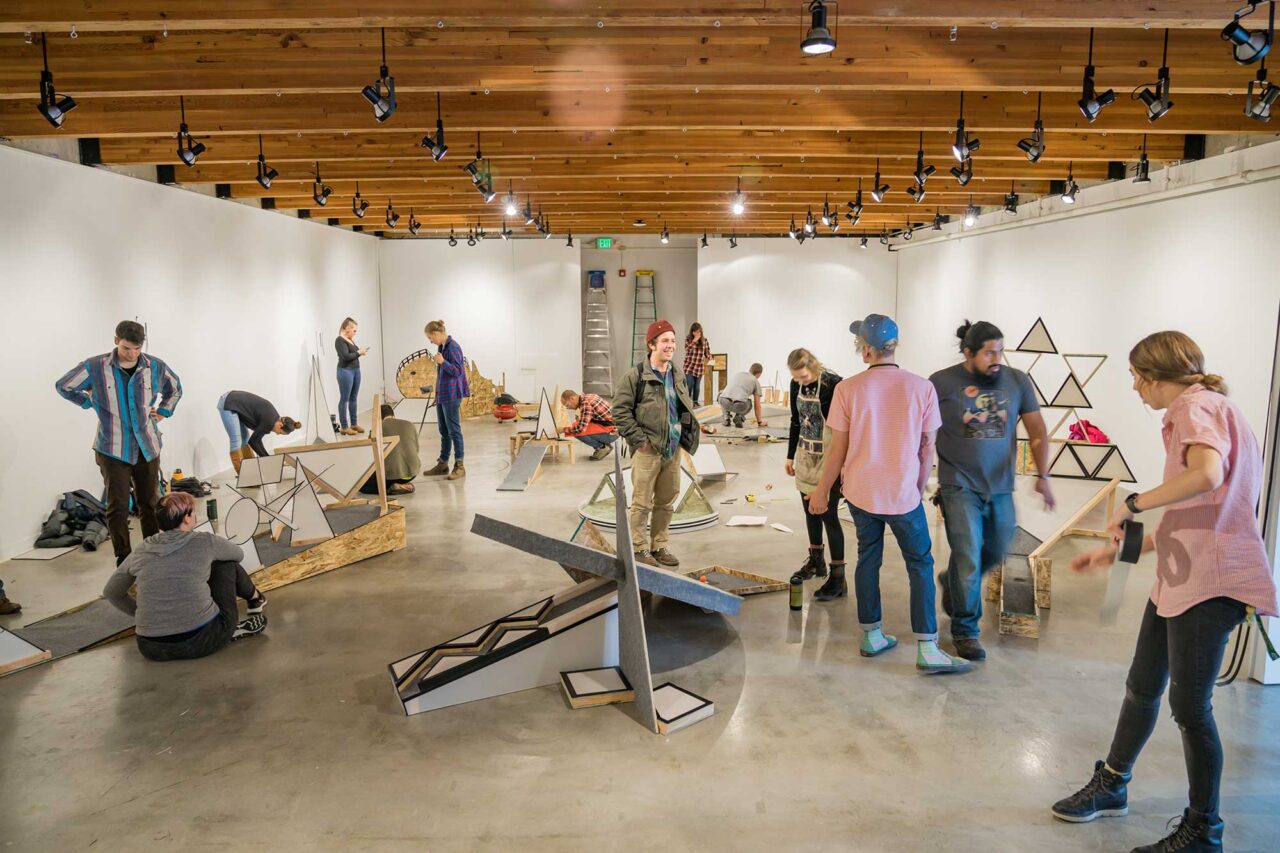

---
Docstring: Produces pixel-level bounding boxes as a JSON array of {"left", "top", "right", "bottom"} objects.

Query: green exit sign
[{"left": 595, "top": 237, "right": 612, "bottom": 248}]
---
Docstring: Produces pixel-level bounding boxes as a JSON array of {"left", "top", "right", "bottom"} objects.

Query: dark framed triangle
[
  {"left": 1016, "top": 317, "right": 1058, "bottom": 354},
  {"left": 1028, "top": 373, "right": 1051, "bottom": 407},
  {"left": 1071, "top": 442, "right": 1113, "bottom": 477},
  {"left": 1050, "top": 373, "right": 1092, "bottom": 409},
  {"left": 1048, "top": 444, "right": 1090, "bottom": 479},
  {"left": 1094, "top": 446, "right": 1137, "bottom": 483}
]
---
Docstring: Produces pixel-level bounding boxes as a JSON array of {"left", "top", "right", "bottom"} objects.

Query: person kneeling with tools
[
  {"left": 217, "top": 390, "right": 300, "bottom": 474},
  {"left": 103, "top": 493, "right": 267, "bottom": 661},
  {"left": 560, "top": 389, "right": 620, "bottom": 460}
]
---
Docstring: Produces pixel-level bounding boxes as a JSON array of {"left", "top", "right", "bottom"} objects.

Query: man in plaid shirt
[
  {"left": 560, "top": 389, "right": 619, "bottom": 460},
  {"left": 683, "top": 323, "right": 712, "bottom": 403},
  {"left": 422, "top": 320, "right": 470, "bottom": 480}
]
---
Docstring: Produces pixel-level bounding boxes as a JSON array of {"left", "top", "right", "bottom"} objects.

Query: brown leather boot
[
  {"left": 424, "top": 461, "right": 450, "bottom": 476},
  {"left": 240, "top": 443, "right": 255, "bottom": 460},
  {"left": 446, "top": 461, "right": 466, "bottom": 480},
  {"left": 0, "top": 597, "right": 22, "bottom": 615},
  {"left": 229, "top": 448, "right": 243, "bottom": 475}
]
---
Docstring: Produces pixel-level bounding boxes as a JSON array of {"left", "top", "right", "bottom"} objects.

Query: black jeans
[
  {"left": 1106, "top": 596, "right": 1247, "bottom": 822},
  {"left": 95, "top": 451, "right": 161, "bottom": 562},
  {"left": 135, "top": 561, "right": 256, "bottom": 662},
  {"left": 801, "top": 479, "right": 844, "bottom": 562}
]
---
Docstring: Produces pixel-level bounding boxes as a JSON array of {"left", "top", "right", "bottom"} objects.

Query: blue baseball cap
[{"left": 849, "top": 314, "right": 899, "bottom": 349}]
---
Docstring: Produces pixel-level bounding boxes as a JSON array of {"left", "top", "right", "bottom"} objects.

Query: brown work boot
[
  {"left": 0, "top": 597, "right": 22, "bottom": 615},
  {"left": 352, "top": 424, "right": 367, "bottom": 434},
  {"left": 240, "top": 443, "right": 255, "bottom": 460},
  {"left": 446, "top": 461, "right": 466, "bottom": 480},
  {"left": 229, "top": 448, "right": 243, "bottom": 475},
  {"left": 424, "top": 461, "right": 450, "bottom": 476},
  {"left": 649, "top": 548, "right": 680, "bottom": 567}
]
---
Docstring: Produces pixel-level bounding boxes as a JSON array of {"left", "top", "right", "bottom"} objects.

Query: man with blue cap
[{"left": 808, "top": 314, "right": 970, "bottom": 674}]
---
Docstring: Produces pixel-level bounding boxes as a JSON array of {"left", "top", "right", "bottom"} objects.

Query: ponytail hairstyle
[
  {"left": 956, "top": 319, "right": 1003, "bottom": 355},
  {"left": 787, "top": 347, "right": 824, "bottom": 379},
  {"left": 1129, "top": 331, "right": 1227, "bottom": 395},
  {"left": 279, "top": 416, "right": 301, "bottom": 434},
  {"left": 340, "top": 317, "right": 357, "bottom": 335},
  {"left": 158, "top": 492, "right": 196, "bottom": 532}
]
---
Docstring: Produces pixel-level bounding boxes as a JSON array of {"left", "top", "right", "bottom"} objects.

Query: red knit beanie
[{"left": 646, "top": 319, "right": 675, "bottom": 344}]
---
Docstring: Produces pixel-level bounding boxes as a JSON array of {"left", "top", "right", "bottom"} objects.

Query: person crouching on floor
[
  {"left": 560, "top": 389, "right": 620, "bottom": 460},
  {"left": 103, "top": 492, "right": 267, "bottom": 661}
]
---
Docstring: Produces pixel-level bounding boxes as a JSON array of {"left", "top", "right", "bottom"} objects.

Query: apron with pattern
[{"left": 793, "top": 376, "right": 831, "bottom": 496}]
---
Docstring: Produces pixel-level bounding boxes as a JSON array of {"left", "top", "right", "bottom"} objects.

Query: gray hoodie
[{"left": 103, "top": 530, "right": 244, "bottom": 638}]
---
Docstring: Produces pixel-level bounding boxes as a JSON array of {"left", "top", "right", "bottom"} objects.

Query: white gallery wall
[
  {"left": 377, "top": 238, "right": 581, "bottom": 403},
  {"left": 579, "top": 235, "right": 699, "bottom": 381},
  {"left": 895, "top": 166, "right": 1280, "bottom": 492},
  {"left": 0, "top": 145, "right": 381, "bottom": 560},
  {"left": 697, "top": 237, "right": 898, "bottom": 391}
]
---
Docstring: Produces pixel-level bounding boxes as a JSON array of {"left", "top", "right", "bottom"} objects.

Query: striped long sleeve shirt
[{"left": 56, "top": 352, "right": 183, "bottom": 463}]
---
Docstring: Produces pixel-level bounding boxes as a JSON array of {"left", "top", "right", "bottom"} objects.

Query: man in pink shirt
[{"left": 809, "top": 314, "right": 969, "bottom": 674}]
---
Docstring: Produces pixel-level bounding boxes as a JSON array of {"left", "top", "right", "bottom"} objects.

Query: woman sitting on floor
[{"left": 103, "top": 492, "right": 267, "bottom": 661}]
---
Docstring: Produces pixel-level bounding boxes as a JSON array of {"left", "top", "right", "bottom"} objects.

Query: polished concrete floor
[{"left": 1, "top": 420, "right": 1277, "bottom": 851}]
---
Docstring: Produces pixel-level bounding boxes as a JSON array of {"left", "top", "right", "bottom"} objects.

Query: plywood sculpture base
[
  {"left": 510, "top": 432, "right": 576, "bottom": 464},
  {"left": 395, "top": 349, "right": 502, "bottom": 419},
  {"left": 999, "top": 556, "right": 1043, "bottom": 638},
  {"left": 0, "top": 628, "right": 52, "bottom": 676},
  {"left": 252, "top": 504, "right": 406, "bottom": 593},
  {"left": 561, "top": 666, "right": 635, "bottom": 709},
  {"left": 685, "top": 566, "right": 788, "bottom": 596}
]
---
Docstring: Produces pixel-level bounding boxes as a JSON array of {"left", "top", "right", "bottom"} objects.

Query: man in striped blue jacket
[{"left": 56, "top": 321, "right": 183, "bottom": 565}]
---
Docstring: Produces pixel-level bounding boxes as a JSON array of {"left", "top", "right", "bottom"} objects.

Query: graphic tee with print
[{"left": 930, "top": 363, "right": 1038, "bottom": 494}]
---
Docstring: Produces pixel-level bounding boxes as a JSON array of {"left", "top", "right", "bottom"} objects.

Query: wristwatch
[{"left": 1125, "top": 492, "right": 1143, "bottom": 515}]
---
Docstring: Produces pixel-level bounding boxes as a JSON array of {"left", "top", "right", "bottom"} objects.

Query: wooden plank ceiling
[{"left": 0, "top": 2, "right": 1272, "bottom": 238}]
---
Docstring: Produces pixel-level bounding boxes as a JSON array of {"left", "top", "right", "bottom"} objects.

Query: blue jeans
[
  {"left": 437, "top": 398, "right": 464, "bottom": 462},
  {"left": 575, "top": 433, "right": 619, "bottom": 450},
  {"left": 937, "top": 485, "right": 1016, "bottom": 640},
  {"left": 685, "top": 374, "right": 701, "bottom": 403},
  {"left": 216, "top": 392, "right": 243, "bottom": 450},
  {"left": 850, "top": 501, "right": 938, "bottom": 640},
  {"left": 336, "top": 367, "right": 361, "bottom": 428}
]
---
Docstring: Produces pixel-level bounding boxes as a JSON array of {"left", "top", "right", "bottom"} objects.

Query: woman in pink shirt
[{"left": 1053, "top": 331, "right": 1277, "bottom": 851}]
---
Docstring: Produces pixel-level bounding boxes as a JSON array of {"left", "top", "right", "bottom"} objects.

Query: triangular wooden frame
[{"left": 1016, "top": 317, "right": 1058, "bottom": 354}]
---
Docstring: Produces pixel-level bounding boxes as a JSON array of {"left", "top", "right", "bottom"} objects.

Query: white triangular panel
[
  {"left": 1048, "top": 445, "right": 1089, "bottom": 478},
  {"left": 1016, "top": 317, "right": 1057, "bottom": 354},
  {"left": 285, "top": 442, "right": 380, "bottom": 497},
  {"left": 1071, "top": 443, "right": 1113, "bottom": 477},
  {"left": 287, "top": 466, "right": 336, "bottom": 544},
  {"left": 306, "top": 355, "right": 338, "bottom": 445},
  {"left": 236, "top": 454, "right": 286, "bottom": 488},
  {"left": 686, "top": 443, "right": 727, "bottom": 478},
  {"left": 534, "top": 388, "right": 561, "bottom": 439},
  {"left": 1094, "top": 447, "right": 1137, "bottom": 483},
  {"left": 1050, "top": 373, "right": 1092, "bottom": 409}
]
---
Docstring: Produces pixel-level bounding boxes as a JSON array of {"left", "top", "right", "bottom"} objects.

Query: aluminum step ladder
[
  {"left": 630, "top": 270, "right": 658, "bottom": 367},
  {"left": 582, "top": 270, "right": 613, "bottom": 396}
]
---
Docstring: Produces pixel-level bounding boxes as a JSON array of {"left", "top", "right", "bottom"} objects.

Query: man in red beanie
[{"left": 613, "top": 319, "right": 699, "bottom": 566}]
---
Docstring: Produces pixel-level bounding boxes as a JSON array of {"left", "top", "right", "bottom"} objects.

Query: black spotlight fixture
[
  {"left": 879, "top": 230, "right": 889, "bottom": 246},
  {"left": 360, "top": 28, "right": 396, "bottom": 122},
  {"left": 728, "top": 233, "right": 739, "bottom": 249},
  {"left": 701, "top": 232, "right": 710, "bottom": 248},
  {"left": 1061, "top": 162, "right": 1080, "bottom": 204},
  {"left": 499, "top": 220, "right": 512, "bottom": 240},
  {"left": 950, "top": 157, "right": 973, "bottom": 187},
  {"left": 1003, "top": 182, "right": 1019, "bottom": 214},
  {"left": 385, "top": 199, "right": 400, "bottom": 230},
  {"left": 1018, "top": 92, "right": 1047, "bottom": 162},
  {"left": 870, "top": 159, "right": 890, "bottom": 203},
  {"left": 963, "top": 195, "right": 979, "bottom": 227},
  {"left": 1246, "top": 57, "right": 1280, "bottom": 120},
  {"left": 420, "top": 92, "right": 449, "bottom": 160},
  {"left": 504, "top": 181, "right": 519, "bottom": 216},
  {"left": 312, "top": 161, "right": 332, "bottom": 206},
  {"left": 255, "top": 135, "right": 278, "bottom": 189},
  {"left": 36, "top": 34, "right": 76, "bottom": 128},
  {"left": 660, "top": 224, "right": 670, "bottom": 245},
  {"left": 788, "top": 217, "right": 799, "bottom": 239},
  {"left": 801, "top": 1, "right": 837, "bottom": 56},
  {"left": 847, "top": 178, "right": 864, "bottom": 221},
  {"left": 1078, "top": 29, "right": 1117, "bottom": 122},
  {"left": 467, "top": 227, "right": 477, "bottom": 247},
  {"left": 951, "top": 92, "right": 981, "bottom": 161},
  {"left": 523, "top": 196, "right": 536, "bottom": 225},
  {"left": 803, "top": 206, "right": 817, "bottom": 234},
  {"left": 352, "top": 181, "right": 369, "bottom": 218},
  {"left": 859, "top": 235, "right": 869, "bottom": 249},
  {"left": 448, "top": 227, "right": 458, "bottom": 247},
  {"left": 908, "top": 132, "right": 934, "bottom": 202},
  {"left": 566, "top": 231, "right": 574, "bottom": 247},
  {"left": 1222, "top": 1, "right": 1274, "bottom": 65},
  {"left": 901, "top": 219, "right": 914, "bottom": 241},
  {"left": 932, "top": 208, "right": 945, "bottom": 230},
  {"left": 464, "top": 133, "right": 497, "bottom": 202},
  {"left": 820, "top": 195, "right": 834, "bottom": 227},
  {"left": 175, "top": 96, "right": 206, "bottom": 166},
  {"left": 408, "top": 209, "right": 421, "bottom": 235},
  {"left": 1133, "top": 135, "right": 1152, "bottom": 183},
  {"left": 1136, "top": 30, "right": 1174, "bottom": 121}
]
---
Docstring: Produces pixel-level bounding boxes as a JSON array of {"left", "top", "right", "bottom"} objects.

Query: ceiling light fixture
[
  {"left": 175, "top": 96, "right": 206, "bottom": 166},
  {"left": 660, "top": 224, "right": 670, "bottom": 244},
  {"left": 1222, "top": 1, "right": 1274, "bottom": 65},
  {"left": 871, "top": 159, "right": 890, "bottom": 203},
  {"left": 352, "top": 181, "right": 369, "bottom": 218},
  {"left": 1017, "top": 92, "right": 1047, "bottom": 162},
  {"left": 950, "top": 156, "right": 973, "bottom": 186},
  {"left": 963, "top": 196, "right": 979, "bottom": 227},
  {"left": 730, "top": 177, "right": 746, "bottom": 215},
  {"left": 504, "top": 181, "right": 519, "bottom": 215},
  {"left": 448, "top": 227, "right": 457, "bottom": 247},
  {"left": 1133, "top": 135, "right": 1152, "bottom": 183},
  {"left": 408, "top": 209, "right": 421, "bottom": 235},
  {"left": 255, "top": 134, "right": 278, "bottom": 189},
  {"left": 801, "top": 1, "right": 837, "bottom": 56},
  {"left": 859, "top": 235, "right": 868, "bottom": 249},
  {"left": 804, "top": 206, "right": 817, "bottom": 234},
  {"left": 847, "top": 178, "right": 864, "bottom": 222},
  {"left": 1078, "top": 29, "right": 1117, "bottom": 122},
  {"left": 908, "top": 132, "right": 934, "bottom": 202},
  {"left": 1061, "top": 162, "right": 1080, "bottom": 204},
  {"left": 932, "top": 208, "right": 945, "bottom": 230},
  {"left": 1003, "top": 182, "right": 1019, "bottom": 214},
  {"left": 524, "top": 197, "right": 537, "bottom": 225},
  {"left": 701, "top": 232, "right": 709, "bottom": 248},
  {"left": 360, "top": 28, "right": 396, "bottom": 122},
  {"left": 1136, "top": 29, "right": 1175, "bottom": 121},
  {"left": 385, "top": 199, "right": 400, "bottom": 230},
  {"left": 729, "top": 233, "right": 739, "bottom": 249},
  {"left": 902, "top": 219, "right": 914, "bottom": 241},
  {"left": 312, "top": 161, "right": 332, "bottom": 206},
  {"left": 420, "top": 92, "right": 449, "bottom": 160},
  {"left": 951, "top": 92, "right": 981, "bottom": 161},
  {"left": 789, "top": 217, "right": 798, "bottom": 239},
  {"left": 566, "top": 231, "right": 574, "bottom": 247},
  {"left": 1246, "top": 57, "right": 1279, "bottom": 120},
  {"left": 36, "top": 34, "right": 76, "bottom": 128},
  {"left": 821, "top": 195, "right": 833, "bottom": 227}
]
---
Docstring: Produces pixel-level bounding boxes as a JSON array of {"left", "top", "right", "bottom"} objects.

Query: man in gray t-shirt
[
  {"left": 929, "top": 321, "right": 1054, "bottom": 661},
  {"left": 718, "top": 363, "right": 768, "bottom": 428}
]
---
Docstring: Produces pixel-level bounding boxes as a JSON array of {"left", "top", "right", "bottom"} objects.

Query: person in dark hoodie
[
  {"left": 103, "top": 492, "right": 267, "bottom": 661},
  {"left": 217, "top": 390, "right": 300, "bottom": 474}
]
